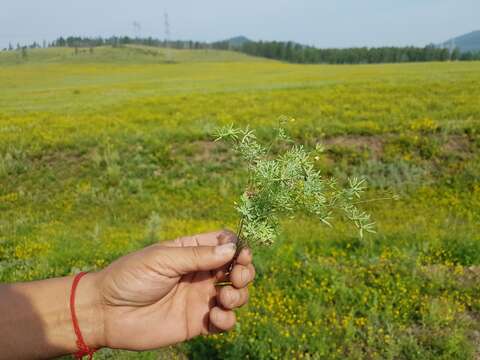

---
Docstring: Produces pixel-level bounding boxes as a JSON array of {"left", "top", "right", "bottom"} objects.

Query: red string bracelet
[{"left": 70, "top": 272, "right": 98, "bottom": 360}]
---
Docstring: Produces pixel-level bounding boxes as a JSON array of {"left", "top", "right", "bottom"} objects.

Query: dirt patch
[
  {"left": 442, "top": 135, "right": 471, "bottom": 154},
  {"left": 463, "top": 266, "right": 480, "bottom": 284},
  {"left": 171, "top": 140, "right": 232, "bottom": 163},
  {"left": 172, "top": 133, "right": 474, "bottom": 164},
  {"left": 32, "top": 148, "right": 88, "bottom": 168},
  {"left": 322, "top": 135, "right": 387, "bottom": 157},
  {"left": 421, "top": 264, "right": 480, "bottom": 287}
]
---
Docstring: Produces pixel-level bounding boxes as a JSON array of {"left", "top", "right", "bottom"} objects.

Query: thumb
[{"left": 160, "top": 243, "right": 236, "bottom": 276}]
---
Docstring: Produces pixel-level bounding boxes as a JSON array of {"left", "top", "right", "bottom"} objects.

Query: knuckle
[
  {"left": 238, "top": 288, "right": 249, "bottom": 306},
  {"left": 249, "top": 265, "right": 256, "bottom": 281},
  {"left": 232, "top": 267, "right": 243, "bottom": 285},
  {"left": 241, "top": 267, "right": 250, "bottom": 284},
  {"left": 228, "top": 289, "right": 237, "bottom": 304},
  {"left": 175, "top": 236, "right": 187, "bottom": 247},
  {"left": 220, "top": 287, "right": 238, "bottom": 309},
  {"left": 219, "top": 288, "right": 229, "bottom": 305},
  {"left": 190, "top": 246, "right": 203, "bottom": 265},
  {"left": 243, "top": 288, "right": 249, "bottom": 301},
  {"left": 211, "top": 308, "right": 220, "bottom": 324}
]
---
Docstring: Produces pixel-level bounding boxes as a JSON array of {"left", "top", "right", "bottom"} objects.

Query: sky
[{"left": 0, "top": 0, "right": 478, "bottom": 49}]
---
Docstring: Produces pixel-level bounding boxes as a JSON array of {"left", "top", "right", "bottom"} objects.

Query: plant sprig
[{"left": 214, "top": 122, "right": 377, "bottom": 249}]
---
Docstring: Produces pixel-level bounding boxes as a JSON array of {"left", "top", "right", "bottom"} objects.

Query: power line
[{"left": 164, "top": 11, "right": 172, "bottom": 62}]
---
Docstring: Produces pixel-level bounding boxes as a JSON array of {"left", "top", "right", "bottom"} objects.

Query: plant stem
[
  {"left": 215, "top": 220, "right": 246, "bottom": 287},
  {"left": 353, "top": 196, "right": 396, "bottom": 205},
  {"left": 233, "top": 216, "right": 246, "bottom": 258}
]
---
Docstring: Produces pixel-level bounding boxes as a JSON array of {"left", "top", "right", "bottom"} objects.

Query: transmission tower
[
  {"left": 132, "top": 21, "right": 142, "bottom": 39},
  {"left": 164, "top": 11, "right": 172, "bottom": 62}
]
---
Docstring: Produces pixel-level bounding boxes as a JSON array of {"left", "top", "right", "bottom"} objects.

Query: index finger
[{"left": 160, "top": 229, "right": 238, "bottom": 248}]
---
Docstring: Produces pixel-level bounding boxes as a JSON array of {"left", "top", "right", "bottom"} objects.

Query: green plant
[{"left": 214, "top": 123, "right": 376, "bottom": 250}]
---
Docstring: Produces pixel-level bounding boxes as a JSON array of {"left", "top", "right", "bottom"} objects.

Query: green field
[{"left": 1, "top": 47, "right": 480, "bottom": 359}]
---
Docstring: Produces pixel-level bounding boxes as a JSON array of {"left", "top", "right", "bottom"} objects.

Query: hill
[
  {"left": 222, "top": 35, "right": 252, "bottom": 47},
  {"left": 441, "top": 30, "right": 480, "bottom": 52},
  {"left": 0, "top": 45, "right": 267, "bottom": 65}
]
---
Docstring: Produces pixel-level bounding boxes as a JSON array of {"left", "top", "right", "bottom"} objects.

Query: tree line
[
  {"left": 4, "top": 36, "right": 480, "bottom": 63},
  {"left": 238, "top": 41, "right": 480, "bottom": 63}
]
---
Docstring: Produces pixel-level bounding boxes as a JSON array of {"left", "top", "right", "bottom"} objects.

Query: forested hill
[
  {"left": 5, "top": 35, "right": 480, "bottom": 64},
  {"left": 441, "top": 30, "right": 480, "bottom": 53},
  {"left": 238, "top": 42, "right": 470, "bottom": 64}
]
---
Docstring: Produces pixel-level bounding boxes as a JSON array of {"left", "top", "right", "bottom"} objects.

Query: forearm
[{"left": 0, "top": 273, "right": 104, "bottom": 360}]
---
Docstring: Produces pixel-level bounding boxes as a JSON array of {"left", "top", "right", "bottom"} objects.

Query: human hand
[{"left": 84, "top": 230, "right": 255, "bottom": 351}]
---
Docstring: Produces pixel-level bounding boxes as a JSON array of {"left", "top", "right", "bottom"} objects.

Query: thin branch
[{"left": 352, "top": 196, "right": 397, "bottom": 205}]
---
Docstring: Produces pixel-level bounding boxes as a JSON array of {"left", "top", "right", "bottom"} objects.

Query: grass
[
  {"left": 0, "top": 45, "right": 267, "bottom": 65},
  {"left": 0, "top": 46, "right": 479, "bottom": 359}
]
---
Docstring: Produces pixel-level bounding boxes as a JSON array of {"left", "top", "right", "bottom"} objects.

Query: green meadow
[{"left": 1, "top": 46, "right": 479, "bottom": 359}]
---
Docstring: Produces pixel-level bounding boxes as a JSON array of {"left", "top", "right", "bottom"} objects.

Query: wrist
[
  {"left": 3, "top": 274, "right": 107, "bottom": 358},
  {"left": 74, "top": 272, "right": 106, "bottom": 350}
]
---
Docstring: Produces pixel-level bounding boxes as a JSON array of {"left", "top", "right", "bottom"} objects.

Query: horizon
[
  {"left": 3, "top": 31, "right": 480, "bottom": 50},
  {"left": 1, "top": 0, "right": 479, "bottom": 50}
]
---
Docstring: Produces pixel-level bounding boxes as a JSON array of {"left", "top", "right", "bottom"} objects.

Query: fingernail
[
  {"left": 215, "top": 243, "right": 236, "bottom": 256},
  {"left": 217, "top": 232, "right": 226, "bottom": 242},
  {"left": 217, "top": 230, "right": 238, "bottom": 244}
]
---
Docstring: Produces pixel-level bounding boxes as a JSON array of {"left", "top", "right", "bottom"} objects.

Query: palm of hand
[{"left": 94, "top": 231, "right": 254, "bottom": 351}]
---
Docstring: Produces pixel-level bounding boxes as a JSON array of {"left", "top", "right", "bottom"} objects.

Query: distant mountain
[
  {"left": 221, "top": 36, "right": 252, "bottom": 47},
  {"left": 441, "top": 30, "right": 480, "bottom": 52}
]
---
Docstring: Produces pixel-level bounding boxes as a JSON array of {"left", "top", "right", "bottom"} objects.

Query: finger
[
  {"left": 236, "top": 247, "right": 253, "bottom": 266},
  {"left": 217, "top": 230, "right": 238, "bottom": 245},
  {"left": 211, "top": 232, "right": 242, "bottom": 279},
  {"left": 214, "top": 247, "right": 253, "bottom": 281},
  {"left": 218, "top": 286, "right": 249, "bottom": 310},
  {"left": 215, "top": 268, "right": 229, "bottom": 282},
  {"left": 161, "top": 229, "right": 237, "bottom": 248},
  {"left": 156, "top": 243, "right": 236, "bottom": 276},
  {"left": 231, "top": 264, "right": 255, "bottom": 289},
  {"left": 209, "top": 307, "right": 236, "bottom": 332},
  {"left": 166, "top": 230, "right": 237, "bottom": 281}
]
